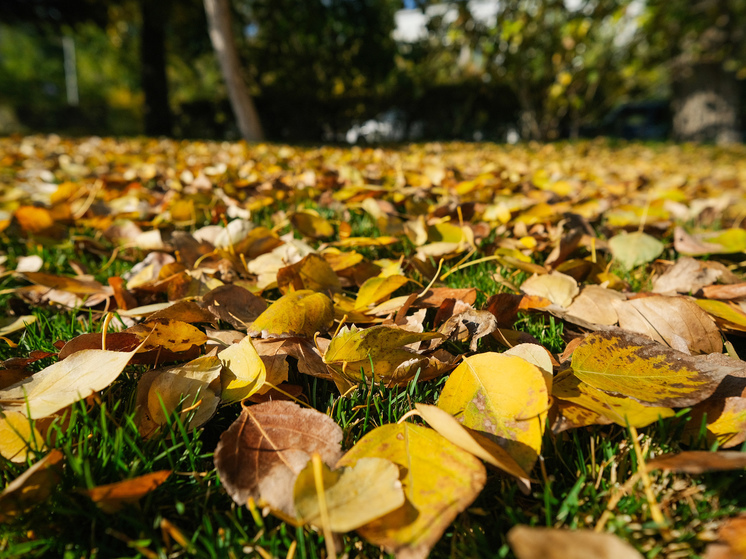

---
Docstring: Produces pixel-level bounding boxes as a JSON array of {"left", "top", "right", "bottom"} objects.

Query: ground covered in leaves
[{"left": 2, "top": 136, "right": 746, "bottom": 558}]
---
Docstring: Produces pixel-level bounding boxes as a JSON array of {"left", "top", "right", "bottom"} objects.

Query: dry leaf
[
  {"left": 615, "top": 295, "right": 722, "bottom": 354},
  {"left": 521, "top": 271, "right": 579, "bottom": 308},
  {"left": 293, "top": 456, "right": 404, "bottom": 532},
  {"left": 571, "top": 330, "right": 740, "bottom": 408},
  {"left": 0, "top": 449, "right": 64, "bottom": 521},
  {"left": 565, "top": 286, "right": 626, "bottom": 326},
  {"left": 646, "top": 451, "right": 746, "bottom": 473},
  {"left": 437, "top": 353, "right": 548, "bottom": 473},
  {"left": 203, "top": 284, "right": 267, "bottom": 329},
  {"left": 508, "top": 526, "right": 644, "bottom": 559},
  {"left": 214, "top": 401, "right": 343, "bottom": 517},
  {"left": 249, "top": 290, "right": 334, "bottom": 338},
  {"left": 81, "top": 470, "right": 171, "bottom": 513},
  {"left": 0, "top": 344, "right": 140, "bottom": 419},
  {"left": 652, "top": 257, "right": 738, "bottom": 295},
  {"left": 337, "top": 422, "right": 486, "bottom": 559},
  {"left": 219, "top": 335, "right": 267, "bottom": 403}
]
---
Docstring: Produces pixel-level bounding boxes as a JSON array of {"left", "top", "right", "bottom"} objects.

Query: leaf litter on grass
[{"left": 2, "top": 138, "right": 746, "bottom": 556}]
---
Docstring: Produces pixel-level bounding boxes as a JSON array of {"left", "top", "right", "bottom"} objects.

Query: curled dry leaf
[
  {"left": 81, "top": 470, "right": 171, "bottom": 513},
  {"left": 214, "top": 401, "right": 343, "bottom": 517},
  {"left": 646, "top": 451, "right": 746, "bottom": 474},
  {"left": 293, "top": 456, "right": 405, "bottom": 532},
  {"left": 249, "top": 290, "right": 334, "bottom": 338},
  {"left": 0, "top": 344, "right": 141, "bottom": 419},
  {"left": 508, "top": 526, "right": 644, "bottom": 559},
  {"left": 436, "top": 306, "right": 497, "bottom": 352},
  {"left": 615, "top": 295, "right": 722, "bottom": 354},
  {"left": 437, "top": 353, "right": 548, "bottom": 474},
  {"left": 571, "top": 330, "right": 741, "bottom": 408},
  {"left": 337, "top": 422, "right": 486, "bottom": 559}
]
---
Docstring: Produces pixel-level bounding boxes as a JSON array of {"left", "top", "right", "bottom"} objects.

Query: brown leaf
[
  {"left": 565, "top": 285, "right": 626, "bottom": 326},
  {"left": 203, "top": 284, "right": 267, "bottom": 329},
  {"left": 615, "top": 295, "right": 722, "bottom": 354},
  {"left": 214, "top": 401, "right": 343, "bottom": 517},
  {"left": 652, "top": 257, "right": 738, "bottom": 295},
  {"left": 702, "top": 283, "right": 746, "bottom": 301},
  {"left": 647, "top": 451, "right": 746, "bottom": 474},
  {"left": 508, "top": 526, "right": 643, "bottom": 559},
  {"left": 0, "top": 449, "right": 64, "bottom": 521},
  {"left": 436, "top": 306, "right": 497, "bottom": 351},
  {"left": 81, "top": 470, "right": 171, "bottom": 513}
]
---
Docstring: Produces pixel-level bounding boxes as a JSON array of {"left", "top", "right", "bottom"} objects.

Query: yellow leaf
[
  {"left": 219, "top": 335, "right": 267, "bottom": 403},
  {"left": 520, "top": 271, "right": 579, "bottom": 309},
  {"left": 290, "top": 210, "right": 335, "bottom": 239},
  {"left": 127, "top": 318, "right": 207, "bottom": 352},
  {"left": 336, "top": 423, "right": 485, "bottom": 559},
  {"left": 552, "top": 371, "right": 675, "bottom": 428},
  {"left": 276, "top": 253, "right": 342, "bottom": 294},
  {"left": 0, "top": 411, "right": 43, "bottom": 462},
  {"left": 437, "top": 353, "right": 548, "bottom": 473},
  {"left": 293, "top": 457, "right": 404, "bottom": 532},
  {"left": 323, "top": 325, "right": 443, "bottom": 384},
  {"left": 249, "top": 290, "right": 334, "bottom": 338},
  {"left": 0, "top": 345, "right": 141, "bottom": 419},
  {"left": 415, "top": 404, "right": 530, "bottom": 488},
  {"left": 354, "top": 275, "right": 409, "bottom": 311},
  {"left": 571, "top": 330, "right": 730, "bottom": 407},
  {"left": 145, "top": 354, "right": 222, "bottom": 431}
]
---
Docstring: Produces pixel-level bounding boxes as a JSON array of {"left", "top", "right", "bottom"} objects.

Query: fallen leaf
[
  {"left": 203, "top": 284, "right": 267, "bottom": 329},
  {"left": 214, "top": 401, "right": 343, "bottom": 517},
  {"left": 336, "top": 422, "right": 486, "bottom": 559},
  {"left": 0, "top": 449, "right": 64, "bottom": 521},
  {"left": 436, "top": 306, "right": 497, "bottom": 351},
  {"left": 415, "top": 403, "right": 531, "bottom": 488},
  {"left": 615, "top": 295, "right": 722, "bottom": 354},
  {"left": 696, "top": 300, "right": 746, "bottom": 333},
  {"left": 293, "top": 456, "right": 404, "bottom": 532},
  {"left": 290, "top": 209, "right": 334, "bottom": 239},
  {"left": 323, "top": 324, "right": 444, "bottom": 384},
  {"left": 571, "top": 330, "right": 737, "bottom": 408},
  {"left": 508, "top": 526, "right": 643, "bottom": 559},
  {"left": 355, "top": 275, "right": 409, "bottom": 311},
  {"left": 127, "top": 318, "right": 208, "bottom": 352},
  {"left": 675, "top": 227, "right": 746, "bottom": 256},
  {"left": 608, "top": 231, "right": 664, "bottom": 271},
  {"left": 0, "top": 410, "right": 44, "bottom": 462},
  {"left": 81, "top": 470, "right": 171, "bottom": 513},
  {"left": 652, "top": 257, "right": 738, "bottom": 295},
  {"left": 219, "top": 335, "right": 267, "bottom": 403},
  {"left": 0, "top": 344, "right": 140, "bottom": 419},
  {"left": 520, "top": 271, "right": 579, "bottom": 308},
  {"left": 646, "top": 451, "right": 746, "bottom": 473},
  {"left": 249, "top": 290, "right": 334, "bottom": 338},
  {"left": 144, "top": 354, "right": 222, "bottom": 431},
  {"left": 552, "top": 371, "right": 675, "bottom": 428},
  {"left": 565, "top": 286, "right": 626, "bottom": 326},
  {"left": 0, "top": 315, "right": 37, "bottom": 337},
  {"left": 277, "top": 253, "right": 342, "bottom": 295},
  {"left": 437, "top": 353, "right": 548, "bottom": 473}
]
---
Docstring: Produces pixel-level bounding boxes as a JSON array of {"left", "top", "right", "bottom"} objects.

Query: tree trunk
[
  {"left": 140, "top": 0, "right": 172, "bottom": 136},
  {"left": 672, "top": 62, "right": 741, "bottom": 144},
  {"left": 204, "top": 0, "right": 264, "bottom": 142}
]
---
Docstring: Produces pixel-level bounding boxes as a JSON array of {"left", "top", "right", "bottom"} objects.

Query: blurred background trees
[{"left": 0, "top": 0, "right": 742, "bottom": 143}]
